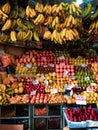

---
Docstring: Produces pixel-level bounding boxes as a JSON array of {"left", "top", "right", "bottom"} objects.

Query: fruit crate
[
  {"left": 86, "top": 120, "right": 98, "bottom": 127},
  {"left": 63, "top": 108, "right": 87, "bottom": 128},
  {"left": 63, "top": 107, "right": 98, "bottom": 128}
]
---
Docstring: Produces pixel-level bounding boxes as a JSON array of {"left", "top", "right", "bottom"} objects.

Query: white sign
[
  {"left": 86, "top": 87, "right": 93, "bottom": 93},
  {"left": 50, "top": 88, "right": 58, "bottom": 94},
  {"left": 32, "top": 80, "right": 39, "bottom": 85},
  {"left": 44, "top": 80, "right": 49, "bottom": 87},
  {"left": 30, "top": 90, "right": 36, "bottom": 96},
  {"left": 26, "top": 64, "right": 32, "bottom": 68},
  {"left": 84, "top": 76, "right": 90, "bottom": 81},
  {"left": 76, "top": 95, "right": 86, "bottom": 105}
]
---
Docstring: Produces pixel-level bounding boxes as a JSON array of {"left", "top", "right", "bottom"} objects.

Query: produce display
[{"left": 0, "top": 49, "right": 98, "bottom": 105}]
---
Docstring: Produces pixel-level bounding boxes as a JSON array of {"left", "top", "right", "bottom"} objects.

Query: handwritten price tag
[
  {"left": 69, "top": 83, "right": 75, "bottom": 89},
  {"left": 76, "top": 95, "right": 86, "bottom": 105},
  {"left": 86, "top": 87, "right": 93, "bottom": 93},
  {"left": 44, "top": 80, "right": 49, "bottom": 87},
  {"left": 30, "top": 90, "right": 36, "bottom": 96},
  {"left": 42, "top": 57, "right": 46, "bottom": 60},
  {"left": 70, "top": 89, "right": 73, "bottom": 96},
  {"left": 84, "top": 76, "right": 90, "bottom": 81},
  {"left": 63, "top": 70, "right": 68, "bottom": 75},
  {"left": 50, "top": 88, "right": 58, "bottom": 94},
  {"left": 91, "top": 83, "right": 97, "bottom": 86},
  {"left": 59, "top": 56, "right": 65, "bottom": 60},
  {"left": 60, "top": 63, "right": 65, "bottom": 66},
  {"left": 26, "top": 64, "right": 32, "bottom": 68},
  {"left": 50, "top": 63, "right": 54, "bottom": 67},
  {"left": 32, "top": 80, "right": 39, "bottom": 85}
]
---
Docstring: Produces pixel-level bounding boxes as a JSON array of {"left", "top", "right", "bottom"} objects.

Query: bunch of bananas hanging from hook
[{"left": 51, "top": 28, "right": 80, "bottom": 44}]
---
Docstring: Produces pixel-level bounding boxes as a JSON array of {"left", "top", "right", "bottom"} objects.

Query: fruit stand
[{"left": 0, "top": 0, "right": 98, "bottom": 130}]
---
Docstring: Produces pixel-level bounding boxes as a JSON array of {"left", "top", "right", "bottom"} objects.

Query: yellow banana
[
  {"left": 43, "top": 30, "right": 52, "bottom": 40},
  {"left": 0, "top": 9, "right": 8, "bottom": 20},
  {"left": 26, "top": 5, "right": 36, "bottom": 18},
  {"left": 51, "top": 4, "right": 58, "bottom": 14},
  {"left": 11, "top": 19, "right": 17, "bottom": 29},
  {"left": 10, "top": 30, "right": 17, "bottom": 42},
  {"left": 34, "top": 14, "right": 45, "bottom": 25},
  {"left": 1, "top": 19, "right": 12, "bottom": 31},
  {"left": 17, "top": 31, "right": 26, "bottom": 41},
  {"left": 17, "top": 18, "right": 28, "bottom": 30},
  {"left": 70, "top": 2, "right": 76, "bottom": 13},
  {"left": 24, "top": 30, "right": 33, "bottom": 41},
  {"left": 44, "top": 16, "right": 53, "bottom": 26},
  {"left": 35, "top": 2, "right": 44, "bottom": 13},
  {"left": 2, "top": 2, "right": 11, "bottom": 14},
  {"left": 33, "top": 31, "right": 40, "bottom": 41}
]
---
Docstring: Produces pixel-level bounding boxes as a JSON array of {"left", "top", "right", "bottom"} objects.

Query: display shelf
[
  {"left": 0, "top": 103, "right": 64, "bottom": 130},
  {"left": 0, "top": 41, "right": 42, "bottom": 50}
]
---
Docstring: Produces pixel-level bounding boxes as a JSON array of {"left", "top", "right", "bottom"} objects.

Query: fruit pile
[
  {"left": 45, "top": 83, "right": 65, "bottom": 93},
  {"left": 48, "top": 93, "right": 66, "bottom": 104},
  {"left": 9, "top": 94, "right": 29, "bottom": 104},
  {"left": 36, "top": 51, "right": 53, "bottom": 66},
  {"left": 24, "top": 83, "right": 45, "bottom": 94},
  {"left": 0, "top": 1, "right": 97, "bottom": 44},
  {"left": 81, "top": 91, "right": 98, "bottom": 104},
  {"left": 15, "top": 50, "right": 37, "bottom": 76},
  {"left": 30, "top": 93, "right": 48, "bottom": 104},
  {"left": 76, "top": 66, "right": 95, "bottom": 87},
  {"left": 55, "top": 64, "right": 75, "bottom": 77},
  {"left": 64, "top": 105, "right": 98, "bottom": 122}
]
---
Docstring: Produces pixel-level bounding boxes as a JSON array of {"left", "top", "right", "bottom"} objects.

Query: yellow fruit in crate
[
  {"left": 18, "top": 87, "right": 24, "bottom": 93},
  {"left": 14, "top": 88, "right": 19, "bottom": 93}
]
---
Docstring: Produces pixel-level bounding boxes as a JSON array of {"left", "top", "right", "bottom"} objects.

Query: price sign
[
  {"left": 50, "top": 63, "right": 54, "bottom": 67},
  {"left": 63, "top": 70, "right": 68, "bottom": 75},
  {"left": 32, "top": 80, "right": 39, "bottom": 85},
  {"left": 81, "top": 64, "right": 87, "bottom": 67},
  {"left": 60, "top": 63, "right": 65, "bottom": 66},
  {"left": 76, "top": 95, "right": 86, "bottom": 105},
  {"left": 70, "top": 89, "right": 73, "bottom": 96},
  {"left": 39, "top": 75, "right": 45, "bottom": 80},
  {"left": 86, "top": 87, "right": 93, "bottom": 93},
  {"left": 26, "top": 64, "right": 32, "bottom": 68},
  {"left": 91, "top": 83, "right": 97, "bottom": 86},
  {"left": 84, "top": 76, "right": 90, "bottom": 81},
  {"left": 59, "top": 56, "right": 65, "bottom": 60},
  {"left": 30, "top": 90, "right": 36, "bottom": 96},
  {"left": 44, "top": 80, "right": 49, "bottom": 87},
  {"left": 44, "top": 65, "right": 48, "bottom": 67},
  {"left": 69, "top": 83, "right": 75, "bottom": 89},
  {"left": 50, "top": 88, "right": 58, "bottom": 94},
  {"left": 42, "top": 57, "right": 46, "bottom": 60}
]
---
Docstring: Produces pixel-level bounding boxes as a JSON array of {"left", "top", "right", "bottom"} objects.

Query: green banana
[
  {"left": 91, "top": 9, "right": 98, "bottom": 20},
  {"left": 82, "top": 2, "right": 92, "bottom": 19}
]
